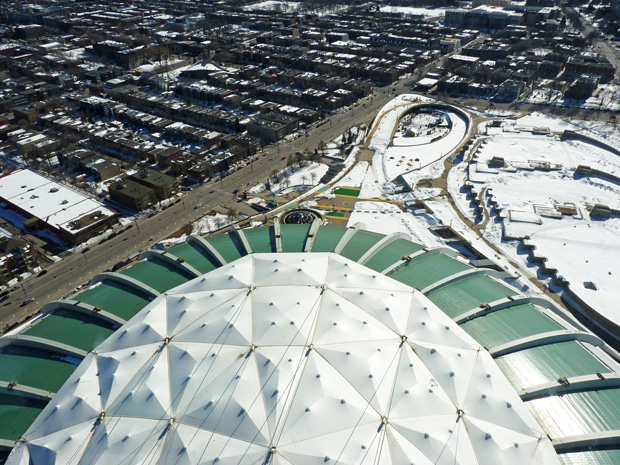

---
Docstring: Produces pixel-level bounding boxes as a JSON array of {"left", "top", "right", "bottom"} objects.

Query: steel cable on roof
[
  {"left": 155, "top": 289, "right": 256, "bottom": 465},
  {"left": 332, "top": 342, "right": 402, "bottom": 465},
  {"left": 210, "top": 284, "right": 329, "bottom": 465},
  {"left": 103, "top": 288, "right": 253, "bottom": 465},
  {"left": 357, "top": 338, "right": 407, "bottom": 465},
  {"left": 66, "top": 343, "right": 165, "bottom": 465}
]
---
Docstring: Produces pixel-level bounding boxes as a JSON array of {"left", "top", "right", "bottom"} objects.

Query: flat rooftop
[{"left": 0, "top": 169, "right": 116, "bottom": 235}]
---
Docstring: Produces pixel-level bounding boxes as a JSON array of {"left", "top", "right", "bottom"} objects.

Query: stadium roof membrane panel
[{"left": 8, "top": 253, "right": 558, "bottom": 465}]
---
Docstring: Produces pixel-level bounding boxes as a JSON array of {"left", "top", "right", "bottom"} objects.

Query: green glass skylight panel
[
  {"left": 0, "top": 345, "right": 78, "bottom": 393},
  {"left": 242, "top": 227, "right": 276, "bottom": 253},
  {"left": 203, "top": 232, "right": 244, "bottom": 262},
  {"left": 280, "top": 224, "right": 312, "bottom": 253},
  {"left": 77, "top": 280, "right": 151, "bottom": 322},
  {"left": 120, "top": 260, "right": 191, "bottom": 293},
  {"left": 364, "top": 238, "right": 424, "bottom": 273},
  {"left": 339, "top": 230, "right": 383, "bottom": 262},
  {"left": 460, "top": 304, "right": 563, "bottom": 349},
  {"left": 167, "top": 242, "right": 220, "bottom": 274},
  {"left": 496, "top": 341, "right": 611, "bottom": 390},
  {"left": 389, "top": 253, "right": 469, "bottom": 290},
  {"left": 426, "top": 274, "right": 517, "bottom": 318},
  {"left": 559, "top": 450, "right": 620, "bottom": 465},
  {"left": 310, "top": 226, "right": 347, "bottom": 252},
  {"left": 0, "top": 394, "right": 46, "bottom": 441},
  {"left": 527, "top": 388, "right": 620, "bottom": 438},
  {"left": 24, "top": 309, "right": 116, "bottom": 352}
]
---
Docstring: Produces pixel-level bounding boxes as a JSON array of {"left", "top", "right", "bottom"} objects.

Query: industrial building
[{"left": 0, "top": 169, "right": 117, "bottom": 245}]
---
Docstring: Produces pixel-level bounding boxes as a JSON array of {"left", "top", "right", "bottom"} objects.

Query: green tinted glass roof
[
  {"left": 427, "top": 274, "right": 517, "bottom": 318},
  {"left": 0, "top": 394, "right": 46, "bottom": 441},
  {"left": 76, "top": 280, "right": 151, "bottom": 322},
  {"left": 120, "top": 259, "right": 192, "bottom": 293},
  {"left": 0, "top": 345, "right": 78, "bottom": 393},
  {"left": 311, "top": 225, "right": 347, "bottom": 252},
  {"left": 280, "top": 224, "right": 312, "bottom": 253},
  {"left": 495, "top": 341, "right": 612, "bottom": 390},
  {"left": 23, "top": 309, "right": 117, "bottom": 352},
  {"left": 242, "top": 227, "right": 275, "bottom": 253},
  {"left": 364, "top": 237, "right": 424, "bottom": 273},
  {"left": 166, "top": 242, "right": 220, "bottom": 274},
  {"left": 389, "top": 252, "right": 470, "bottom": 290},
  {"left": 460, "top": 304, "right": 563, "bottom": 349},
  {"left": 339, "top": 230, "right": 383, "bottom": 262},
  {"left": 527, "top": 388, "right": 620, "bottom": 438},
  {"left": 203, "top": 232, "right": 244, "bottom": 262},
  {"left": 558, "top": 450, "right": 620, "bottom": 465}
]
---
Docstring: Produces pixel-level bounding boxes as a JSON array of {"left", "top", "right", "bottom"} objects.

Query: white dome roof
[{"left": 8, "top": 253, "right": 559, "bottom": 465}]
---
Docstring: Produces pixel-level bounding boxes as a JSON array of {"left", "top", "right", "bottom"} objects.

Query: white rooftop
[
  {"left": 0, "top": 169, "right": 115, "bottom": 235},
  {"left": 8, "top": 253, "right": 558, "bottom": 465}
]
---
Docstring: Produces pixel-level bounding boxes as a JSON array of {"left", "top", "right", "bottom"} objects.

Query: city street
[{"left": 1, "top": 63, "right": 616, "bottom": 330}]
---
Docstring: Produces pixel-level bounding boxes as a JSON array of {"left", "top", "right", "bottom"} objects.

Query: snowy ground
[
  {"left": 269, "top": 162, "right": 328, "bottom": 195},
  {"left": 378, "top": 6, "right": 447, "bottom": 17},
  {"left": 357, "top": 96, "right": 620, "bottom": 325},
  {"left": 368, "top": 95, "right": 468, "bottom": 190},
  {"left": 347, "top": 201, "right": 442, "bottom": 247},
  {"left": 526, "top": 83, "right": 620, "bottom": 112},
  {"left": 160, "top": 213, "right": 232, "bottom": 247},
  {"left": 243, "top": 1, "right": 346, "bottom": 14},
  {"left": 448, "top": 113, "right": 620, "bottom": 325},
  {"left": 334, "top": 162, "right": 368, "bottom": 188}
]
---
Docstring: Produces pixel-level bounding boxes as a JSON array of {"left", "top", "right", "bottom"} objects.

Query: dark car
[
  {"left": 37, "top": 269, "right": 48, "bottom": 277},
  {"left": 81, "top": 247, "right": 91, "bottom": 253}
]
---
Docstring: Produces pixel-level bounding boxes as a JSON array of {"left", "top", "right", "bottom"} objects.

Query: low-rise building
[{"left": 109, "top": 178, "right": 157, "bottom": 212}]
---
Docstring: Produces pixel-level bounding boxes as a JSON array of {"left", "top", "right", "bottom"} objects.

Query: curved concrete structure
[
  {"left": 1, "top": 335, "right": 86, "bottom": 359},
  {"left": 0, "top": 380, "right": 54, "bottom": 401},
  {"left": 40, "top": 300, "right": 126, "bottom": 327},
  {"left": 139, "top": 249, "right": 201, "bottom": 279},
  {"left": 455, "top": 296, "right": 577, "bottom": 326},
  {"left": 333, "top": 222, "right": 365, "bottom": 255},
  {"left": 90, "top": 272, "right": 159, "bottom": 299},
  {"left": 420, "top": 268, "right": 505, "bottom": 295},
  {"left": 231, "top": 224, "right": 252, "bottom": 255},
  {"left": 520, "top": 373, "right": 620, "bottom": 401},
  {"left": 187, "top": 234, "right": 227, "bottom": 266},
  {"left": 273, "top": 215, "right": 283, "bottom": 253},
  {"left": 489, "top": 330, "right": 603, "bottom": 358},
  {"left": 303, "top": 219, "right": 322, "bottom": 252},
  {"left": 552, "top": 430, "right": 620, "bottom": 454},
  {"left": 358, "top": 232, "right": 410, "bottom": 265}
]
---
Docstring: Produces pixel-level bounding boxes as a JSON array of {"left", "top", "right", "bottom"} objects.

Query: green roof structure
[{"left": 1, "top": 220, "right": 620, "bottom": 464}]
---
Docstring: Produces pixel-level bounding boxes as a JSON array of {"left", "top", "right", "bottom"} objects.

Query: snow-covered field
[
  {"left": 269, "top": 162, "right": 328, "bottom": 195},
  {"left": 334, "top": 161, "right": 368, "bottom": 188},
  {"left": 368, "top": 95, "right": 468, "bottom": 190},
  {"left": 243, "top": 0, "right": 347, "bottom": 14},
  {"left": 360, "top": 96, "right": 620, "bottom": 326},
  {"left": 378, "top": 6, "right": 447, "bottom": 17},
  {"left": 347, "top": 201, "right": 441, "bottom": 247},
  {"left": 448, "top": 113, "right": 620, "bottom": 325}
]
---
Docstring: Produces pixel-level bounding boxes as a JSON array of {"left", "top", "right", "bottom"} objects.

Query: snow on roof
[
  {"left": 10, "top": 253, "right": 558, "bottom": 465},
  {"left": 0, "top": 169, "right": 115, "bottom": 234}
]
